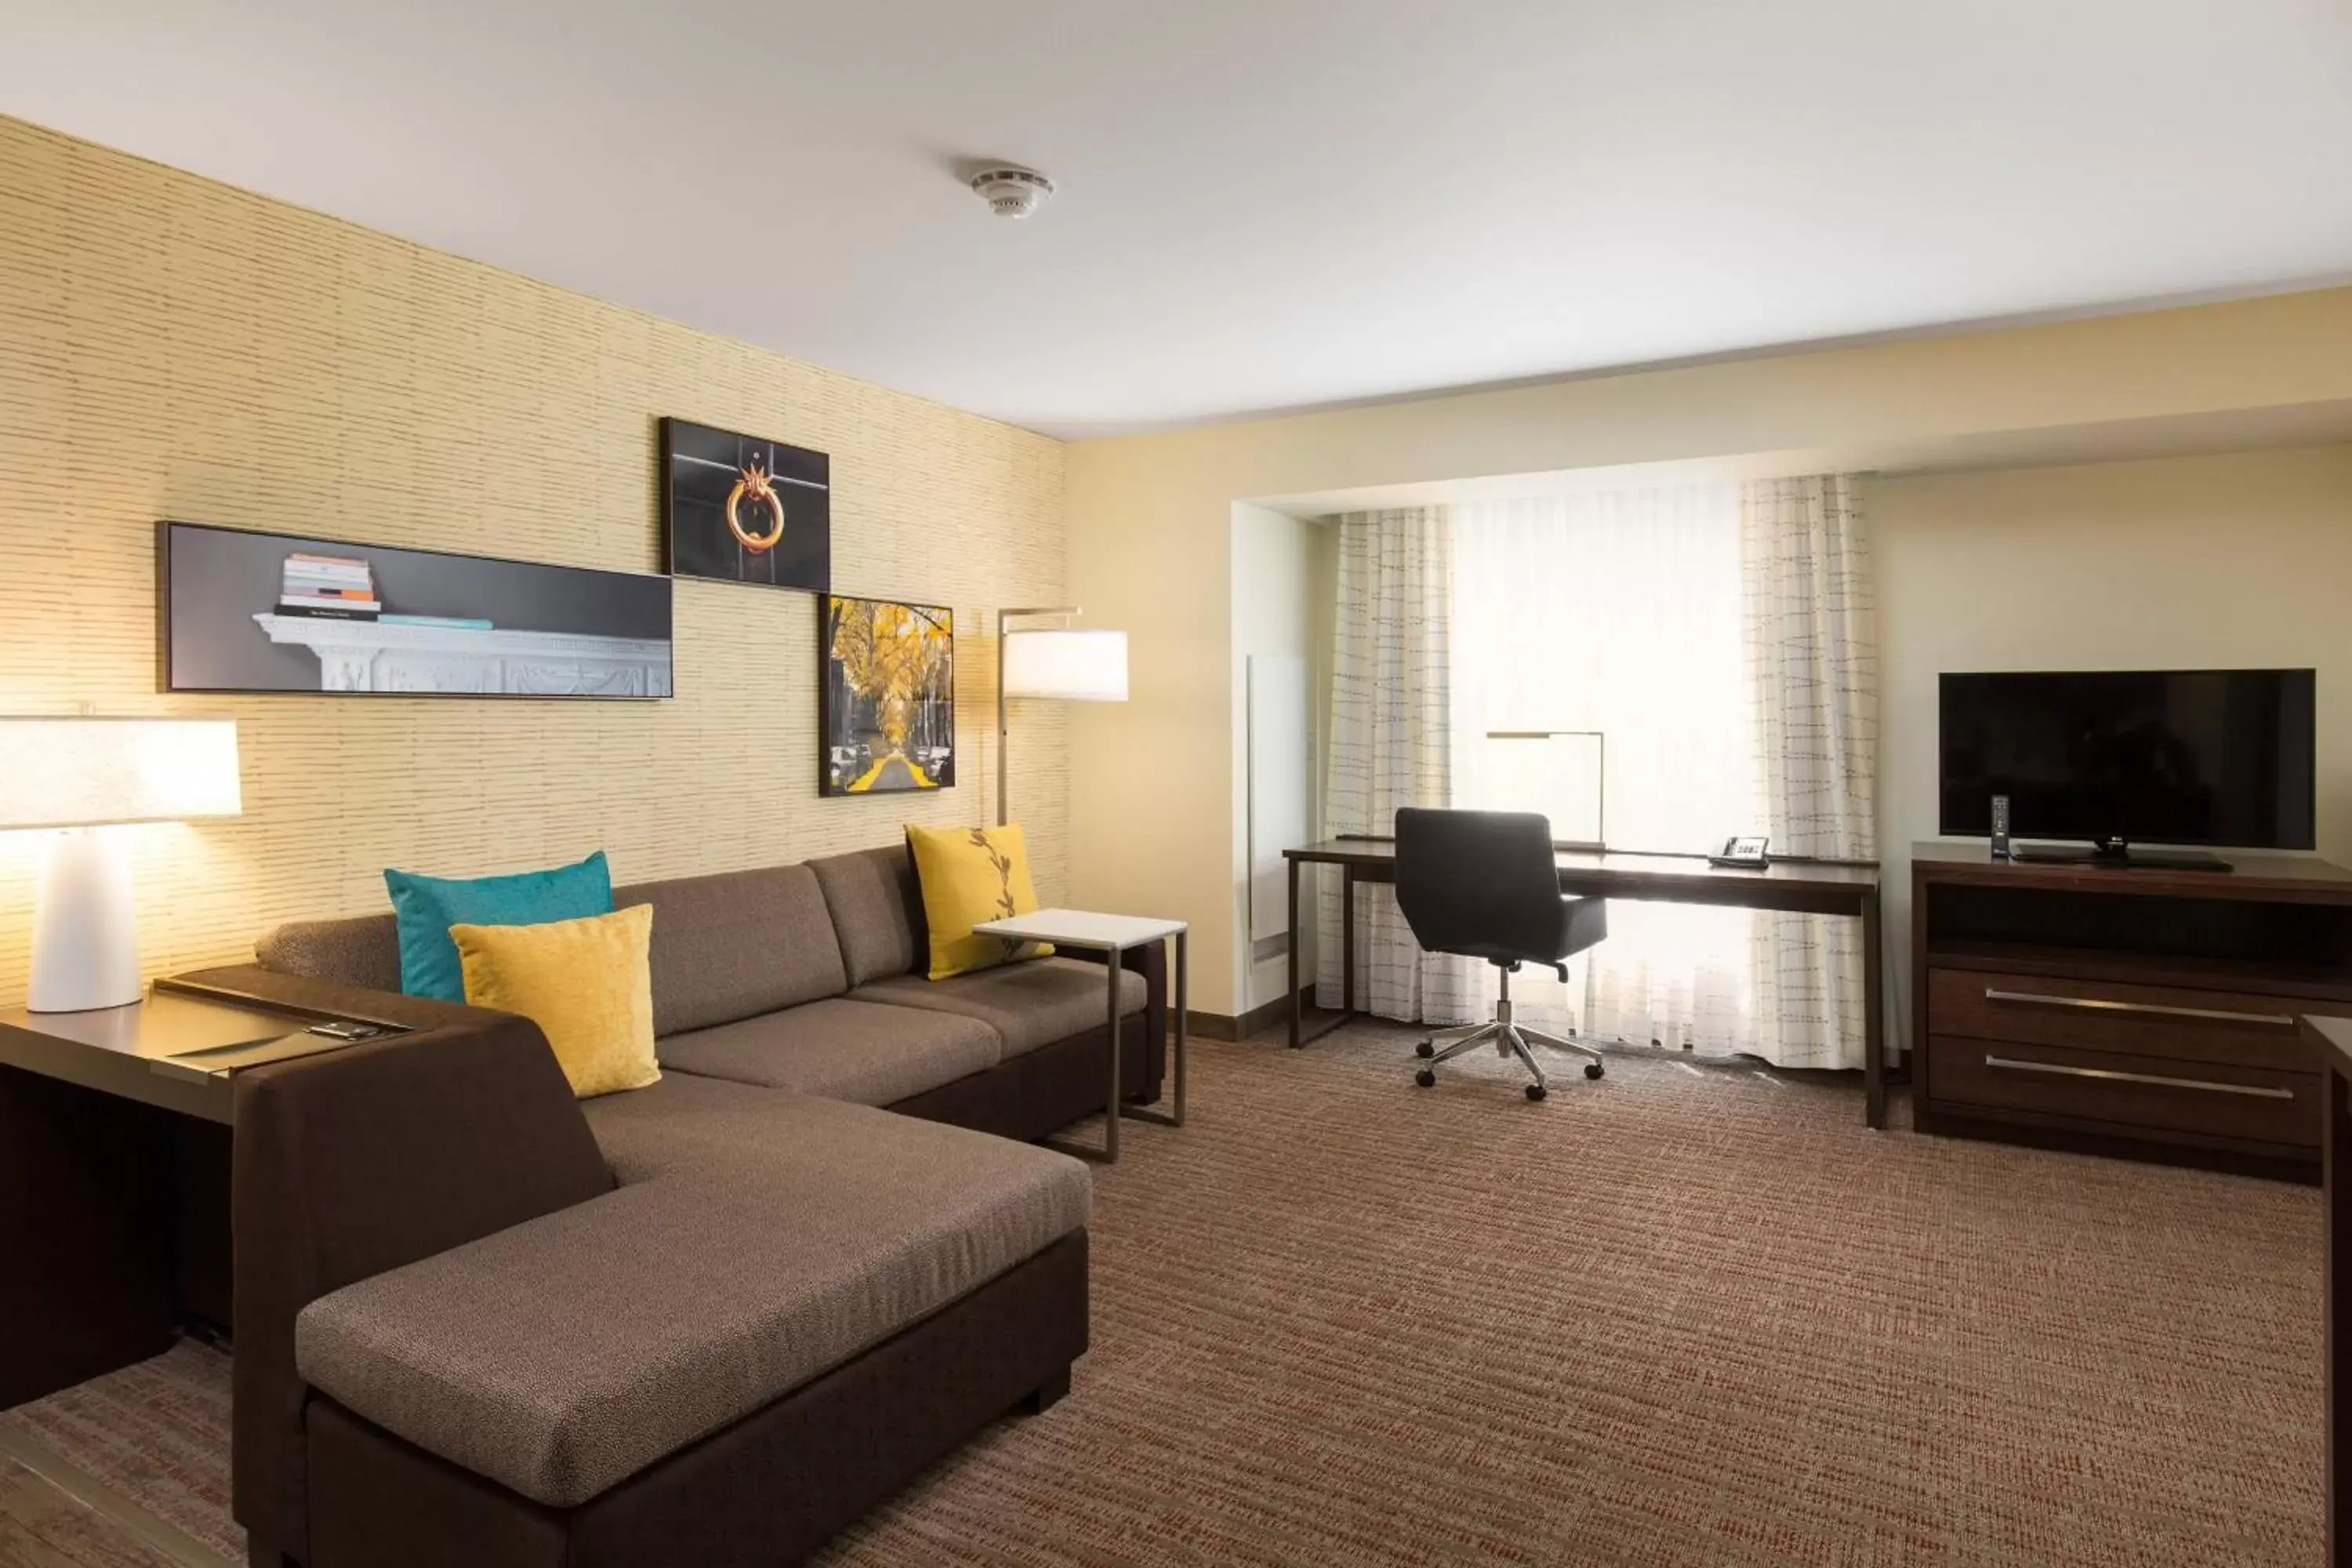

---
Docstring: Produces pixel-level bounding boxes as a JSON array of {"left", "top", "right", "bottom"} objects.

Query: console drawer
[
  {"left": 1928, "top": 1034, "right": 2318, "bottom": 1147},
  {"left": 1926, "top": 967, "right": 2314, "bottom": 1073}
]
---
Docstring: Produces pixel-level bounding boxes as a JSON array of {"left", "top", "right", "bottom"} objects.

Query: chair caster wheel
[
  {"left": 1414, "top": 1040, "right": 1434, "bottom": 1058},
  {"left": 1584, "top": 1062, "right": 1605, "bottom": 1080},
  {"left": 1526, "top": 1083, "right": 1547, "bottom": 1101},
  {"left": 1414, "top": 1068, "right": 1436, "bottom": 1087}
]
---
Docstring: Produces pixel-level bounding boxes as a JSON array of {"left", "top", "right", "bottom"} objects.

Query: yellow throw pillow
[
  {"left": 450, "top": 905, "right": 659, "bottom": 1099},
  {"left": 906, "top": 823, "right": 1054, "bottom": 981}
]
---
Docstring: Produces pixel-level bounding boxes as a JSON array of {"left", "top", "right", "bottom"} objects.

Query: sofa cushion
[
  {"left": 658, "top": 997, "right": 996, "bottom": 1107},
  {"left": 807, "top": 845, "right": 926, "bottom": 987},
  {"left": 294, "top": 1089, "right": 1090, "bottom": 1510},
  {"left": 386, "top": 851, "right": 615, "bottom": 1001},
  {"left": 453, "top": 906, "right": 661, "bottom": 1099},
  {"left": 256, "top": 913, "right": 401, "bottom": 992},
  {"left": 619, "top": 865, "right": 848, "bottom": 1036},
  {"left": 854, "top": 956, "right": 1148, "bottom": 1059},
  {"left": 904, "top": 823, "right": 1054, "bottom": 980},
  {"left": 578, "top": 1069, "right": 807, "bottom": 1180}
]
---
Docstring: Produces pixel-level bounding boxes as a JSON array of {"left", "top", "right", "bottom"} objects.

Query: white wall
[
  {"left": 1871, "top": 443, "right": 2352, "bottom": 1045},
  {"left": 1230, "top": 503, "right": 1319, "bottom": 1018}
]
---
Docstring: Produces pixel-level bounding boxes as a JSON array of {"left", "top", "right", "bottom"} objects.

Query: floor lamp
[
  {"left": 0, "top": 717, "right": 243, "bottom": 1012},
  {"left": 997, "top": 608, "right": 1128, "bottom": 826}
]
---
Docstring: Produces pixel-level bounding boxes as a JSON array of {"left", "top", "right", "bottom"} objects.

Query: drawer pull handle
[
  {"left": 1981, "top": 1053, "right": 2296, "bottom": 1100},
  {"left": 1981, "top": 988, "right": 2296, "bottom": 1029}
]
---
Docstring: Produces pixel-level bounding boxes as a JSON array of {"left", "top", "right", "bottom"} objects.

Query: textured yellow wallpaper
[{"left": 0, "top": 115, "right": 1068, "bottom": 999}]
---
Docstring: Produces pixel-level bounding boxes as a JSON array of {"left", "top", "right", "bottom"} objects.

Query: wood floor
[{"left": 0, "top": 1454, "right": 193, "bottom": 1568}]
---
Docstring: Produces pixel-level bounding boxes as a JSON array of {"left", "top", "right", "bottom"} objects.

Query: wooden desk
[
  {"left": 2305, "top": 1013, "right": 2352, "bottom": 1565},
  {"left": 1283, "top": 838, "right": 1888, "bottom": 1127}
]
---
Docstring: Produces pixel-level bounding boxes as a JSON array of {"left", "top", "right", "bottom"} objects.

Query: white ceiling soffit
[
  {"left": 1256, "top": 401, "right": 2352, "bottom": 518},
  {"left": 4, "top": 0, "right": 2350, "bottom": 440}
]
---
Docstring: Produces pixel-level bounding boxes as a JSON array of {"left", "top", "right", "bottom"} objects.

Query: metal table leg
[
  {"left": 1127, "top": 930, "right": 1185, "bottom": 1130},
  {"left": 1863, "top": 890, "right": 1886, "bottom": 1131},
  {"left": 1287, "top": 856, "right": 1301, "bottom": 1047},
  {"left": 1045, "top": 942, "right": 1126, "bottom": 1163},
  {"left": 1290, "top": 864, "right": 1356, "bottom": 1048},
  {"left": 1106, "top": 947, "right": 1121, "bottom": 1159},
  {"left": 1341, "top": 866, "right": 1357, "bottom": 1017},
  {"left": 1175, "top": 927, "right": 1186, "bottom": 1124}
]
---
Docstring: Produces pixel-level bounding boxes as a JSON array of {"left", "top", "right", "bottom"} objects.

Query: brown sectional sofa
[{"left": 181, "top": 843, "right": 1167, "bottom": 1567}]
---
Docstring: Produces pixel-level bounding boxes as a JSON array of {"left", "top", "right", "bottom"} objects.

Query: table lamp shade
[
  {"left": 2, "top": 717, "right": 242, "bottom": 1012},
  {"left": 0, "top": 718, "right": 242, "bottom": 829},
  {"left": 1003, "top": 630, "right": 1128, "bottom": 702}
]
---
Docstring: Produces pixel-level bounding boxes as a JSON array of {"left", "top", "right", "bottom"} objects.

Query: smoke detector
[{"left": 968, "top": 165, "right": 1056, "bottom": 220}]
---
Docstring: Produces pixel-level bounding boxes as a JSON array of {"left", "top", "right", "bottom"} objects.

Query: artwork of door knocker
[
  {"left": 724, "top": 462, "right": 788, "bottom": 554},
  {"left": 661, "top": 416, "right": 831, "bottom": 592}
]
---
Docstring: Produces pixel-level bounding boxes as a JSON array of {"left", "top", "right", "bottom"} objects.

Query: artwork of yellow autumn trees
[{"left": 823, "top": 596, "right": 955, "bottom": 793}]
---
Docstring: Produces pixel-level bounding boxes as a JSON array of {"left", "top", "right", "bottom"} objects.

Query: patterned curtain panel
[
  {"left": 1740, "top": 474, "right": 1879, "bottom": 1069},
  {"left": 1316, "top": 509, "right": 1478, "bottom": 1020}
]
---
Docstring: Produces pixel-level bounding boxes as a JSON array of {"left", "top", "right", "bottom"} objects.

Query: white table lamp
[
  {"left": 0, "top": 717, "right": 242, "bottom": 1012},
  {"left": 998, "top": 610, "right": 1127, "bottom": 826}
]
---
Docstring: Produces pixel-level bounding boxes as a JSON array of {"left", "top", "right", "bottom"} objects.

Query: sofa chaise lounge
[{"left": 180, "top": 843, "right": 1167, "bottom": 1567}]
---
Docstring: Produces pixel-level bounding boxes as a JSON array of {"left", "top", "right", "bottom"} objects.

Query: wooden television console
[{"left": 1911, "top": 842, "right": 2352, "bottom": 1177}]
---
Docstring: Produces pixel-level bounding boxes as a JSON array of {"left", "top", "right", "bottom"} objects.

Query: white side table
[{"left": 972, "top": 909, "right": 1186, "bottom": 1163}]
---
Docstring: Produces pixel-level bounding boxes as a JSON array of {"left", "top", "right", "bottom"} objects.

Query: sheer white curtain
[{"left": 1445, "top": 486, "right": 1762, "bottom": 1047}]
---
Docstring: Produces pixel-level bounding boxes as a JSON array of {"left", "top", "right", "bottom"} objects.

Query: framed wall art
[
  {"left": 159, "top": 521, "right": 674, "bottom": 698},
  {"left": 660, "top": 417, "right": 830, "bottom": 592},
  {"left": 820, "top": 594, "right": 953, "bottom": 795}
]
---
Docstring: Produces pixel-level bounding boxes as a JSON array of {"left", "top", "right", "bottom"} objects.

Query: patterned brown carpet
[
  {"left": 829, "top": 1025, "right": 2323, "bottom": 1566},
  {"left": 0, "top": 1341, "right": 235, "bottom": 1566},
  {"left": 2, "top": 1025, "right": 2324, "bottom": 1566}
]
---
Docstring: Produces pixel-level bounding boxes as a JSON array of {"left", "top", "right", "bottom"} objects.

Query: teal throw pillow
[{"left": 384, "top": 850, "right": 615, "bottom": 1001}]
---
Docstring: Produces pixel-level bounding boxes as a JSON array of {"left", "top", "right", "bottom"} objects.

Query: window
[{"left": 1446, "top": 486, "right": 1763, "bottom": 1047}]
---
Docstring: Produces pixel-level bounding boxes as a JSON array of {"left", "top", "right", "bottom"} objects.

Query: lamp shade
[
  {"left": 1002, "top": 630, "right": 1128, "bottom": 702},
  {"left": 0, "top": 718, "right": 243, "bottom": 829}
]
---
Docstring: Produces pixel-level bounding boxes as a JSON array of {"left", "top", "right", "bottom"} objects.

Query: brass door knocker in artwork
[
  {"left": 724, "top": 463, "right": 787, "bottom": 554},
  {"left": 662, "top": 417, "right": 829, "bottom": 590}
]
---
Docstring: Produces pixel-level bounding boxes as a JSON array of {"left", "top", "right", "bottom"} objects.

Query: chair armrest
[{"left": 229, "top": 1011, "right": 613, "bottom": 1559}]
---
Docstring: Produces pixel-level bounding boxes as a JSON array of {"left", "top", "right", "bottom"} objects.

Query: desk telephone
[{"left": 1708, "top": 835, "right": 1770, "bottom": 869}]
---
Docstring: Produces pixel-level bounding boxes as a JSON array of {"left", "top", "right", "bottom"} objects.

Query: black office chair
[{"left": 1394, "top": 807, "right": 1610, "bottom": 1101}]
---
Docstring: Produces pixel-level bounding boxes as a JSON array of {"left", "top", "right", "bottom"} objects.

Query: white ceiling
[{"left": 5, "top": 1, "right": 2350, "bottom": 440}]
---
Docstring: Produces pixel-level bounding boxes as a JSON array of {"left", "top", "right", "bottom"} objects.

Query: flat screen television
[{"left": 1939, "top": 669, "right": 2315, "bottom": 866}]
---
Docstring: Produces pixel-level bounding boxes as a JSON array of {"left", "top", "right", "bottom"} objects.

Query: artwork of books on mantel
[{"left": 159, "top": 521, "right": 675, "bottom": 699}]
